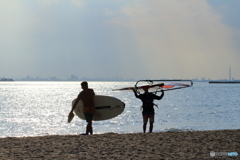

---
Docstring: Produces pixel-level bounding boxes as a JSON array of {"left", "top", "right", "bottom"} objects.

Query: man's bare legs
[{"left": 86, "top": 121, "right": 93, "bottom": 135}]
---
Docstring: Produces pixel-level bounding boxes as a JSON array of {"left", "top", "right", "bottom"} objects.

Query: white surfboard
[{"left": 72, "top": 95, "right": 125, "bottom": 121}]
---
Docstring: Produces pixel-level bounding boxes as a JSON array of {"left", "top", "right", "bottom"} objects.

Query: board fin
[{"left": 68, "top": 112, "right": 75, "bottom": 123}]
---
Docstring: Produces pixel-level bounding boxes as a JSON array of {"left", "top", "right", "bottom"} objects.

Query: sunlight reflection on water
[{"left": 0, "top": 81, "right": 240, "bottom": 137}]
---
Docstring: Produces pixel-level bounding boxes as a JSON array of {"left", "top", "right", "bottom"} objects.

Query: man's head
[
  {"left": 81, "top": 81, "right": 88, "bottom": 89},
  {"left": 142, "top": 86, "right": 149, "bottom": 93}
]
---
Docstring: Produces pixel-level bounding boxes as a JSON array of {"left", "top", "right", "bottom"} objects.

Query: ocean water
[{"left": 0, "top": 81, "right": 239, "bottom": 137}]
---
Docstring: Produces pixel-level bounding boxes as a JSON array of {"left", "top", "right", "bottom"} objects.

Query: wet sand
[{"left": 0, "top": 129, "right": 239, "bottom": 159}]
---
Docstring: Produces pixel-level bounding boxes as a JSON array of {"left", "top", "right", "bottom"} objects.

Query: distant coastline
[
  {"left": 0, "top": 78, "right": 14, "bottom": 81},
  {"left": 1, "top": 76, "right": 240, "bottom": 83},
  {"left": 209, "top": 81, "right": 240, "bottom": 84}
]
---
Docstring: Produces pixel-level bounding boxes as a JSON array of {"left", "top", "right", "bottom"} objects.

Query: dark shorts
[
  {"left": 142, "top": 112, "right": 155, "bottom": 123},
  {"left": 84, "top": 112, "right": 93, "bottom": 122}
]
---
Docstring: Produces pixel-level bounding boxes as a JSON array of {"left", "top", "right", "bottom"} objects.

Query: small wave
[{"left": 165, "top": 128, "right": 194, "bottom": 132}]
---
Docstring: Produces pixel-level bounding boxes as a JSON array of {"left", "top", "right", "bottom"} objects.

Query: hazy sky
[{"left": 1, "top": 0, "right": 240, "bottom": 80}]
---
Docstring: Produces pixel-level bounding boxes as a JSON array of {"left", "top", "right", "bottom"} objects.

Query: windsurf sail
[{"left": 112, "top": 79, "right": 193, "bottom": 93}]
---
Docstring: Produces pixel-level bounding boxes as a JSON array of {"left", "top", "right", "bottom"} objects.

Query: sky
[{"left": 1, "top": 0, "right": 240, "bottom": 80}]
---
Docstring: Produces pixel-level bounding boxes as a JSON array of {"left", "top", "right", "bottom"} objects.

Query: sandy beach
[{"left": 0, "top": 129, "right": 239, "bottom": 159}]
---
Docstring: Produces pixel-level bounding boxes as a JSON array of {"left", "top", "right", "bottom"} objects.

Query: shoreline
[{"left": 1, "top": 129, "right": 239, "bottom": 159}]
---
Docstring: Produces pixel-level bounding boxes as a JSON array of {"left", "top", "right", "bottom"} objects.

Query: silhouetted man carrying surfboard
[
  {"left": 132, "top": 87, "right": 164, "bottom": 133},
  {"left": 69, "top": 81, "right": 95, "bottom": 135}
]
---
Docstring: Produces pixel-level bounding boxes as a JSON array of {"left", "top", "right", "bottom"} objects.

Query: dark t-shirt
[{"left": 137, "top": 93, "right": 161, "bottom": 113}]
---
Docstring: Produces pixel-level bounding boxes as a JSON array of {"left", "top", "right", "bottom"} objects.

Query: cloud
[
  {"left": 38, "top": 0, "right": 59, "bottom": 5},
  {"left": 0, "top": 1, "right": 34, "bottom": 70},
  {"left": 71, "top": 0, "right": 84, "bottom": 8},
  {"left": 206, "top": 0, "right": 240, "bottom": 29},
  {"left": 108, "top": 0, "right": 240, "bottom": 79},
  {"left": 0, "top": 0, "right": 240, "bottom": 79}
]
